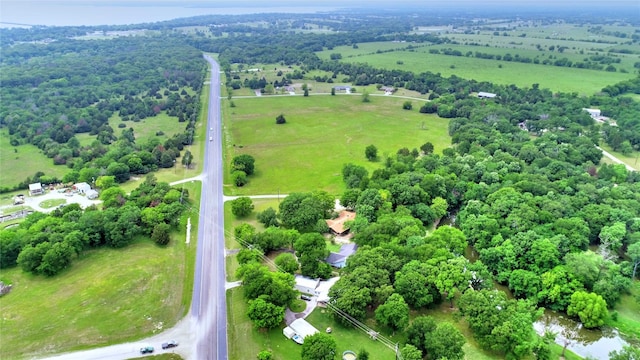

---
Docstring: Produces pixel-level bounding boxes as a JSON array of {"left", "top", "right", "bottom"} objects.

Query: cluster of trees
[
  {"left": 231, "top": 154, "right": 256, "bottom": 187},
  {"left": 0, "top": 35, "right": 205, "bottom": 190},
  {"left": 237, "top": 262, "right": 296, "bottom": 329},
  {"left": 0, "top": 175, "right": 188, "bottom": 276}
]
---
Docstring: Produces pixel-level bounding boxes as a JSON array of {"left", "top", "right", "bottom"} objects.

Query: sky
[{"left": 1, "top": 0, "right": 638, "bottom": 27}]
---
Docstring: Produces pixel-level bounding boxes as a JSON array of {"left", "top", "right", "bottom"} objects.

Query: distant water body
[{"left": 0, "top": 1, "right": 339, "bottom": 28}]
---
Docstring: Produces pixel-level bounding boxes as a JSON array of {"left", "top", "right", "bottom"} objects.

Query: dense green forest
[
  {"left": 2, "top": 11, "right": 639, "bottom": 192},
  {"left": 1, "top": 9, "right": 640, "bottom": 359},
  {"left": 0, "top": 35, "right": 206, "bottom": 191}
]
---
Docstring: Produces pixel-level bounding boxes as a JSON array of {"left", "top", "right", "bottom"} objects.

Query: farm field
[
  {"left": 320, "top": 48, "right": 634, "bottom": 95},
  {"left": 0, "top": 181, "right": 200, "bottom": 359},
  {"left": 222, "top": 95, "right": 449, "bottom": 196}
]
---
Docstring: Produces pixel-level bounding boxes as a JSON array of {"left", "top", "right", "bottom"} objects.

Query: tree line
[
  {"left": 0, "top": 175, "right": 190, "bottom": 276},
  {"left": 0, "top": 35, "right": 206, "bottom": 191}
]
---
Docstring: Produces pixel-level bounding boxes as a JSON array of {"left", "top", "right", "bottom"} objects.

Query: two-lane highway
[
  {"left": 192, "top": 55, "right": 227, "bottom": 360},
  {"left": 36, "top": 56, "right": 227, "bottom": 360}
]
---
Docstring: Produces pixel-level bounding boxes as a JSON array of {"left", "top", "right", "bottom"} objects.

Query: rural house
[
  {"left": 325, "top": 243, "right": 358, "bottom": 268},
  {"left": 294, "top": 275, "right": 321, "bottom": 296},
  {"left": 325, "top": 210, "right": 356, "bottom": 236}
]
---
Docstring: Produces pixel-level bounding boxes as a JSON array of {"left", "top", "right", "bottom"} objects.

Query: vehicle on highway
[
  {"left": 140, "top": 346, "right": 154, "bottom": 354},
  {"left": 162, "top": 340, "right": 178, "bottom": 349},
  {"left": 209, "top": 136, "right": 213, "bottom": 141},
  {"left": 292, "top": 334, "right": 304, "bottom": 345},
  {"left": 300, "top": 294, "right": 311, "bottom": 301}
]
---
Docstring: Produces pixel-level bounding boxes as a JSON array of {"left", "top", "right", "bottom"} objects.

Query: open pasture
[
  {"left": 0, "top": 182, "right": 200, "bottom": 359},
  {"left": 223, "top": 95, "right": 448, "bottom": 196},
  {"left": 107, "top": 112, "right": 185, "bottom": 144},
  {"left": 333, "top": 49, "right": 634, "bottom": 94},
  {"left": 0, "top": 130, "right": 68, "bottom": 189}
]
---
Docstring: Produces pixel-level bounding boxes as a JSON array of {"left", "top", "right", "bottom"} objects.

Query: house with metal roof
[{"left": 325, "top": 243, "right": 358, "bottom": 269}]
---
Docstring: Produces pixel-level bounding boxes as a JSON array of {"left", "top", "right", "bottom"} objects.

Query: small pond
[{"left": 534, "top": 310, "right": 633, "bottom": 359}]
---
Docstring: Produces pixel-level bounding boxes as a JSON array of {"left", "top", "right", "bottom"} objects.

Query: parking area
[{"left": 1, "top": 189, "right": 101, "bottom": 215}]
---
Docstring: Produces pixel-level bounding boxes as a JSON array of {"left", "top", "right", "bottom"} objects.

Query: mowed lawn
[
  {"left": 226, "top": 288, "right": 397, "bottom": 360},
  {"left": 606, "top": 280, "right": 640, "bottom": 340},
  {"left": 223, "top": 95, "right": 449, "bottom": 196},
  {"left": 326, "top": 49, "right": 634, "bottom": 95},
  {"left": 0, "top": 129, "right": 68, "bottom": 188},
  {"left": 0, "top": 182, "right": 200, "bottom": 359}
]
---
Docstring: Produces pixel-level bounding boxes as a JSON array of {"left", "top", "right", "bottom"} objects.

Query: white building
[
  {"left": 28, "top": 183, "right": 44, "bottom": 196},
  {"left": 294, "top": 275, "right": 320, "bottom": 296},
  {"left": 478, "top": 92, "right": 497, "bottom": 98},
  {"left": 74, "top": 182, "right": 92, "bottom": 194},
  {"left": 583, "top": 108, "right": 601, "bottom": 118},
  {"left": 86, "top": 189, "right": 99, "bottom": 200},
  {"left": 287, "top": 319, "right": 319, "bottom": 339}
]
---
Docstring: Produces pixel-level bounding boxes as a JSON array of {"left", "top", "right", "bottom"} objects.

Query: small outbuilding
[
  {"left": 86, "top": 189, "right": 99, "bottom": 200},
  {"left": 288, "top": 318, "right": 319, "bottom": 339},
  {"left": 74, "top": 182, "right": 92, "bottom": 194},
  {"left": 583, "top": 108, "right": 601, "bottom": 118},
  {"left": 478, "top": 92, "right": 497, "bottom": 99},
  {"left": 28, "top": 183, "right": 44, "bottom": 196},
  {"left": 283, "top": 326, "right": 296, "bottom": 339},
  {"left": 13, "top": 194, "right": 25, "bottom": 205}
]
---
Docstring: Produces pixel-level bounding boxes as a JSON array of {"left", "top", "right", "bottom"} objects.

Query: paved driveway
[{"left": 14, "top": 189, "right": 100, "bottom": 213}]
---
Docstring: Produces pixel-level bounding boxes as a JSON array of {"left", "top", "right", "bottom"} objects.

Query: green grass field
[
  {"left": 599, "top": 144, "right": 640, "bottom": 172},
  {"left": 0, "top": 181, "right": 200, "bottom": 359},
  {"left": 38, "top": 198, "right": 67, "bottom": 209},
  {"left": 606, "top": 280, "right": 640, "bottom": 341},
  {"left": 0, "top": 129, "right": 68, "bottom": 189},
  {"left": 222, "top": 95, "right": 449, "bottom": 196},
  {"left": 226, "top": 288, "right": 397, "bottom": 360},
  {"left": 321, "top": 48, "right": 634, "bottom": 95},
  {"left": 108, "top": 111, "right": 184, "bottom": 144}
]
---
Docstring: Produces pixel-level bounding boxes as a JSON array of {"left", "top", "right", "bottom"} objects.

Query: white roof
[
  {"left": 283, "top": 327, "right": 296, "bottom": 338},
  {"left": 478, "top": 92, "right": 497, "bottom": 98},
  {"left": 295, "top": 275, "right": 319, "bottom": 290},
  {"left": 74, "top": 182, "right": 91, "bottom": 191},
  {"left": 29, "top": 183, "right": 42, "bottom": 191},
  {"left": 289, "top": 319, "right": 319, "bottom": 338}
]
